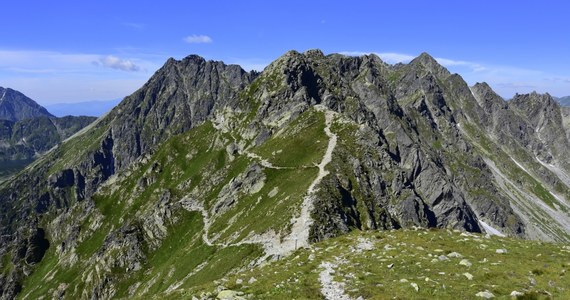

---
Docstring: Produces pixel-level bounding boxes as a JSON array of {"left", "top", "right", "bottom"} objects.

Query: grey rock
[
  {"left": 459, "top": 259, "right": 472, "bottom": 267},
  {"left": 476, "top": 290, "right": 495, "bottom": 298},
  {"left": 447, "top": 252, "right": 462, "bottom": 258},
  {"left": 217, "top": 290, "right": 245, "bottom": 299},
  {"left": 510, "top": 290, "right": 524, "bottom": 297}
]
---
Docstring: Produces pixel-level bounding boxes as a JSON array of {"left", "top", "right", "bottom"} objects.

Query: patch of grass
[
  {"left": 115, "top": 211, "right": 262, "bottom": 299},
  {"left": 183, "top": 229, "right": 570, "bottom": 299},
  {"left": 209, "top": 166, "right": 319, "bottom": 242},
  {"left": 19, "top": 239, "right": 81, "bottom": 299},
  {"left": 254, "top": 109, "right": 327, "bottom": 168},
  {"left": 1, "top": 252, "right": 12, "bottom": 276}
]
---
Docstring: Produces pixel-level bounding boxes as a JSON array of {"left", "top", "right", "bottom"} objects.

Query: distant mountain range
[
  {"left": 554, "top": 96, "right": 570, "bottom": 106},
  {"left": 0, "top": 87, "right": 96, "bottom": 180},
  {"left": 45, "top": 98, "right": 121, "bottom": 117}
]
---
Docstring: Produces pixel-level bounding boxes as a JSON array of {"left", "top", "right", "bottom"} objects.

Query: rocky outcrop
[{"left": 509, "top": 92, "right": 570, "bottom": 170}]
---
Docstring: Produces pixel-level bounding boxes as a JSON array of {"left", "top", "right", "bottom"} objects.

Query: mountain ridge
[
  {"left": 554, "top": 95, "right": 570, "bottom": 106},
  {"left": 0, "top": 50, "right": 569, "bottom": 299},
  {"left": 0, "top": 87, "right": 53, "bottom": 122}
]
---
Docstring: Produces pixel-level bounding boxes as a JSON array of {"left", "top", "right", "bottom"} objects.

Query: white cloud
[
  {"left": 0, "top": 50, "right": 145, "bottom": 73},
  {"left": 495, "top": 82, "right": 537, "bottom": 89},
  {"left": 433, "top": 57, "right": 487, "bottom": 72},
  {"left": 0, "top": 49, "right": 163, "bottom": 103},
  {"left": 183, "top": 34, "right": 213, "bottom": 44},
  {"left": 0, "top": 50, "right": 98, "bottom": 70},
  {"left": 96, "top": 55, "right": 141, "bottom": 72}
]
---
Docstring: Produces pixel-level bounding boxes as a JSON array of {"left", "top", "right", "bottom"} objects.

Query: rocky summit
[
  {"left": 0, "top": 50, "right": 569, "bottom": 299},
  {"left": 0, "top": 87, "right": 53, "bottom": 122}
]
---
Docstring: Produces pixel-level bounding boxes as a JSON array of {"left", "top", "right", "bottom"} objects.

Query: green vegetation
[
  {"left": 183, "top": 229, "right": 570, "bottom": 299},
  {"left": 114, "top": 210, "right": 261, "bottom": 298},
  {"left": 254, "top": 108, "right": 327, "bottom": 167},
  {"left": 209, "top": 108, "right": 328, "bottom": 242},
  {"left": 18, "top": 105, "right": 335, "bottom": 299},
  {"left": 0, "top": 252, "right": 12, "bottom": 276},
  {"left": 8, "top": 50, "right": 570, "bottom": 300}
]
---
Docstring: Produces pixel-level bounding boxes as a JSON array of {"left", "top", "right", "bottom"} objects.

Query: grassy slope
[
  {"left": 184, "top": 229, "right": 570, "bottom": 299},
  {"left": 18, "top": 107, "right": 331, "bottom": 299}
]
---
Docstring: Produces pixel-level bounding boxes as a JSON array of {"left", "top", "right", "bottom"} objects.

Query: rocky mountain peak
[
  {"left": 509, "top": 92, "right": 559, "bottom": 116},
  {"left": 472, "top": 81, "right": 493, "bottom": 92},
  {"left": 471, "top": 82, "right": 507, "bottom": 113},
  {"left": 0, "top": 87, "right": 53, "bottom": 122},
  {"left": 409, "top": 52, "right": 451, "bottom": 77},
  {"left": 303, "top": 48, "right": 325, "bottom": 59}
]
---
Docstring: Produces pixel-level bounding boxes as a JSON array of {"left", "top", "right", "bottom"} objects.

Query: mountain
[
  {"left": 45, "top": 99, "right": 122, "bottom": 117},
  {"left": 0, "top": 50, "right": 569, "bottom": 299},
  {"left": 554, "top": 95, "right": 570, "bottom": 107},
  {"left": 0, "top": 88, "right": 97, "bottom": 181},
  {"left": 0, "top": 87, "right": 53, "bottom": 122}
]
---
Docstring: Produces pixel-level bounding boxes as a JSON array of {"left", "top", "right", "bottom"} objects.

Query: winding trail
[
  {"left": 233, "top": 107, "right": 339, "bottom": 260},
  {"left": 287, "top": 107, "right": 337, "bottom": 249},
  {"left": 173, "top": 108, "right": 339, "bottom": 295},
  {"left": 180, "top": 106, "right": 338, "bottom": 260},
  {"left": 245, "top": 152, "right": 294, "bottom": 170},
  {"left": 319, "top": 261, "right": 353, "bottom": 300}
]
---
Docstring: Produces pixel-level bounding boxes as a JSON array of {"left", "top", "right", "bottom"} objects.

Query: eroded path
[{"left": 181, "top": 106, "right": 338, "bottom": 259}]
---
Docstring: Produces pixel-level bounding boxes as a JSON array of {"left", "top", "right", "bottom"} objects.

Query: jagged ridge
[{"left": 0, "top": 50, "right": 569, "bottom": 299}]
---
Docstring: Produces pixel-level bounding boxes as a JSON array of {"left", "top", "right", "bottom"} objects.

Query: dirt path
[
  {"left": 287, "top": 107, "right": 337, "bottom": 249},
  {"left": 181, "top": 106, "right": 338, "bottom": 260},
  {"left": 319, "top": 261, "right": 353, "bottom": 300}
]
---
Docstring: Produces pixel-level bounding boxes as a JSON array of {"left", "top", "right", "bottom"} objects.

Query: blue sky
[{"left": 1, "top": 0, "right": 569, "bottom": 104}]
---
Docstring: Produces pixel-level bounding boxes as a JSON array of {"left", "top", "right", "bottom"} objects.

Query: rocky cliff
[{"left": 0, "top": 50, "right": 569, "bottom": 299}]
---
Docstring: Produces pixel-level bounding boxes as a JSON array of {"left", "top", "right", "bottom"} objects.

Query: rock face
[{"left": 0, "top": 50, "right": 569, "bottom": 299}]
